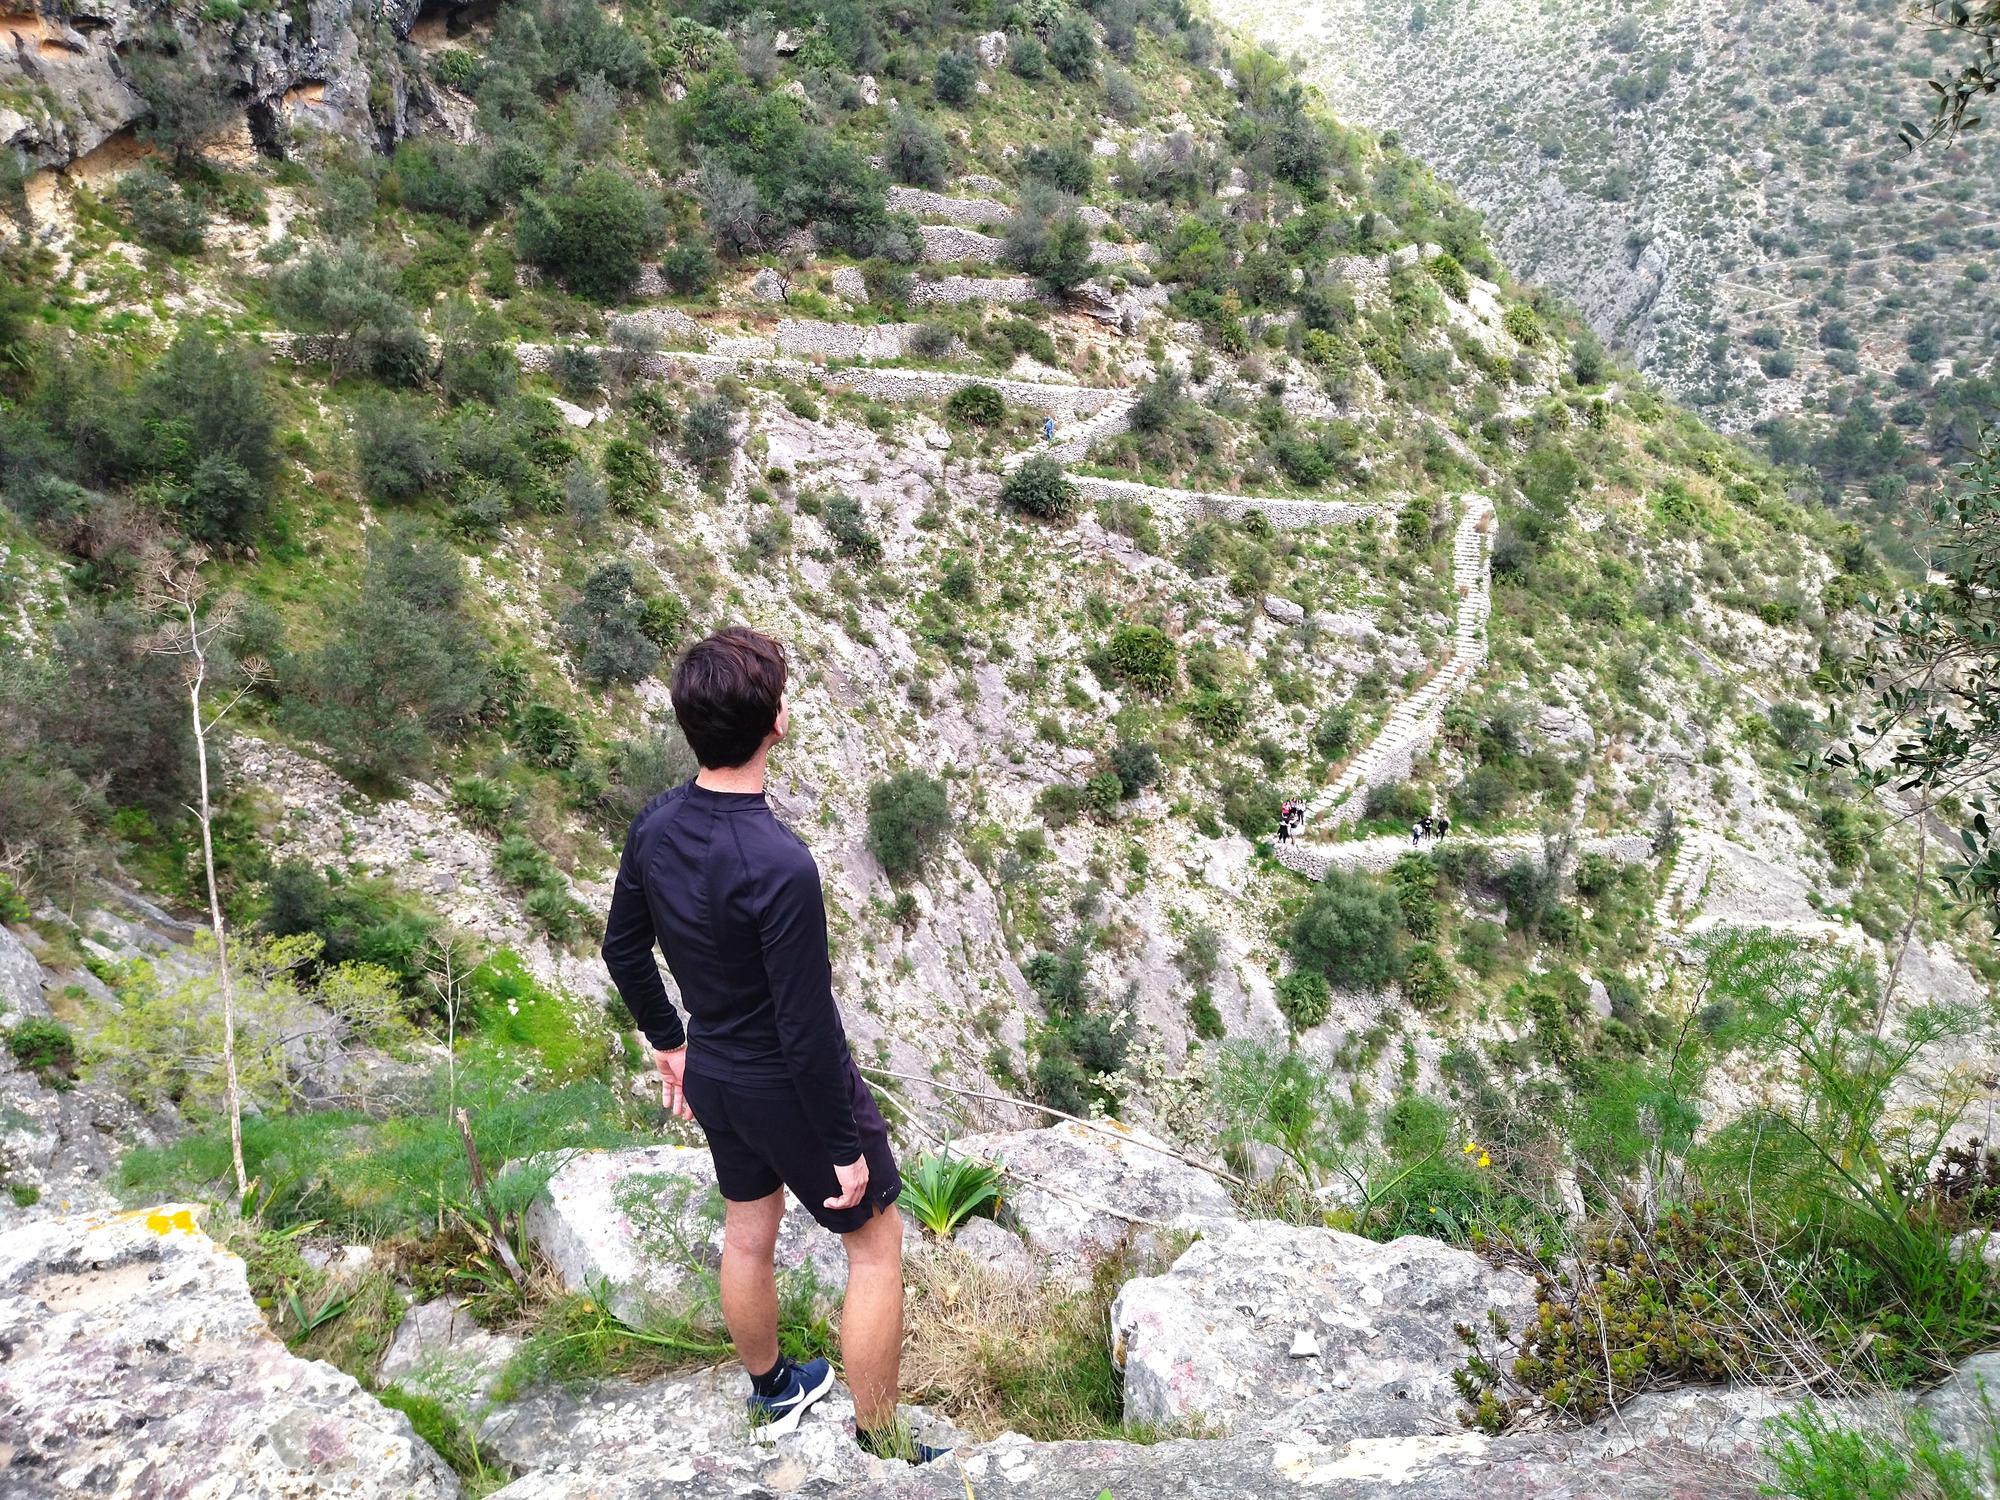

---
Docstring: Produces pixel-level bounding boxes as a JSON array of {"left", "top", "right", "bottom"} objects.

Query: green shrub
[
  {"left": 886, "top": 114, "right": 951, "bottom": 189},
  {"left": 1290, "top": 869, "right": 1403, "bottom": 991},
  {"left": 451, "top": 774, "right": 515, "bottom": 831},
  {"left": 517, "top": 166, "right": 664, "bottom": 302},
  {"left": 1186, "top": 987, "right": 1225, "bottom": 1041},
  {"left": 432, "top": 47, "right": 478, "bottom": 89},
  {"left": 638, "top": 593, "right": 690, "bottom": 650},
  {"left": 1047, "top": 12, "right": 1096, "bottom": 79},
  {"left": 1083, "top": 771, "right": 1124, "bottom": 818},
  {"left": 602, "top": 436, "right": 661, "bottom": 514},
  {"left": 8, "top": 1017, "right": 78, "bottom": 1083},
  {"left": 1426, "top": 253, "right": 1469, "bottom": 301},
  {"left": 1313, "top": 704, "right": 1358, "bottom": 761},
  {"left": 1188, "top": 687, "right": 1248, "bottom": 742},
  {"left": 1001, "top": 454, "right": 1079, "bottom": 521},
  {"left": 1108, "top": 740, "right": 1161, "bottom": 797},
  {"left": 1107, "top": 625, "right": 1177, "bottom": 693},
  {"left": 1400, "top": 943, "right": 1455, "bottom": 1012},
  {"left": 934, "top": 49, "right": 976, "bottom": 105},
  {"left": 681, "top": 395, "right": 737, "bottom": 477},
  {"left": 1502, "top": 304, "right": 1543, "bottom": 347},
  {"left": 117, "top": 166, "right": 205, "bottom": 253},
  {"left": 391, "top": 139, "right": 494, "bottom": 222},
  {"left": 947, "top": 383, "right": 1006, "bottom": 426},
  {"left": 867, "top": 771, "right": 952, "bottom": 884},
  {"left": 1002, "top": 198, "right": 1095, "bottom": 295},
  {"left": 513, "top": 703, "right": 583, "bottom": 769},
  {"left": 288, "top": 527, "right": 489, "bottom": 780},
  {"left": 1275, "top": 970, "right": 1332, "bottom": 1031},
  {"left": 822, "top": 494, "right": 882, "bottom": 564},
  {"left": 659, "top": 239, "right": 716, "bottom": 295},
  {"left": 357, "top": 399, "right": 449, "bottom": 503}
]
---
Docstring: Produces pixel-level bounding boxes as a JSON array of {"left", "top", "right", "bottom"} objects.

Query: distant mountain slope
[{"left": 1210, "top": 0, "right": 2000, "bottom": 512}]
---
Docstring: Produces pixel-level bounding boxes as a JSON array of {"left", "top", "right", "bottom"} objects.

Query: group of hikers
[
  {"left": 1412, "top": 812, "right": 1452, "bottom": 846},
  {"left": 1274, "top": 801, "right": 1451, "bottom": 848},
  {"left": 1276, "top": 800, "right": 1307, "bottom": 843}
]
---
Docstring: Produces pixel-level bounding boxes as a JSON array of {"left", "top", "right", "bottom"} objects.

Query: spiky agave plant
[{"left": 897, "top": 1152, "right": 1004, "bottom": 1237}]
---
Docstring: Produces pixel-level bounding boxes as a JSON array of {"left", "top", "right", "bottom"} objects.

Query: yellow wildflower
[{"left": 1477, "top": 1153, "right": 1491, "bottom": 1169}]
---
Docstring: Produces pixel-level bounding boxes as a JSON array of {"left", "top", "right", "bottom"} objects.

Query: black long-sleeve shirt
[{"left": 600, "top": 780, "right": 860, "bottom": 1162}]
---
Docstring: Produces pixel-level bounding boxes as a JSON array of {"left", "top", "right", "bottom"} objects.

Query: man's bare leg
[
  {"left": 720, "top": 1189, "right": 786, "bottom": 1375},
  {"left": 839, "top": 1203, "right": 905, "bottom": 1433}
]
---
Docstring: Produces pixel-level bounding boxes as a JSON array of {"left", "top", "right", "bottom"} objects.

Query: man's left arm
[{"left": 601, "top": 823, "right": 691, "bottom": 1117}]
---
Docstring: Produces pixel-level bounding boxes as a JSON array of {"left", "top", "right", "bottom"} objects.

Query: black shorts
[{"left": 682, "top": 1056, "right": 904, "bottom": 1234}]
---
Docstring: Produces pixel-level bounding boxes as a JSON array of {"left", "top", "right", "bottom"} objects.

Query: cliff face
[
  {"left": 1209, "top": 0, "right": 2000, "bottom": 437},
  {"left": 1, "top": 0, "right": 441, "bottom": 171}
]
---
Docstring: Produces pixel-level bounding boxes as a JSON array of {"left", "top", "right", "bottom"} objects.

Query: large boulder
[
  {"left": 0, "top": 1205, "right": 458, "bottom": 1497},
  {"left": 0, "top": 923, "right": 49, "bottom": 1022},
  {"left": 948, "top": 1119, "right": 1238, "bottom": 1266},
  {"left": 1109, "top": 1219, "right": 1537, "bottom": 1432},
  {"left": 483, "top": 1363, "right": 963, "bottom": 1498},
  {"left": 378, "top": 1297, "right": 520, "bottom": 1415},
  {"left": 525, "top": 1145, "right": 849, "bottom": 1327}
]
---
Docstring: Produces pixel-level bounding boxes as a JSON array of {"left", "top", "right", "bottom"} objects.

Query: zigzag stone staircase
[{"left": 1276, "top": 494, "right": 1497, "bottom": 880}]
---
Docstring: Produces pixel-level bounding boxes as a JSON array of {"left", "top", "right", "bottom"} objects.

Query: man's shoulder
[
  {"left": 749, "top": 806, "right": 817, "bottom": 863},
  {"left": 628, "top": 782, "right": 692, "bottom": 839}
]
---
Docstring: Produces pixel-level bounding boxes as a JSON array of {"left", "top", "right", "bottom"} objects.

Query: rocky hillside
[
  {"left": 1, "top": 0, "right": 1998, "bottom": 1493},
  {"left": 1210, "top": 0, "right": 2000, "bottom": 531}
]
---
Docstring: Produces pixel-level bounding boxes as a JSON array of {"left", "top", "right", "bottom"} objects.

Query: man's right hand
[{"left": 825, "top": 1155, "right": 869, "bottom": 1211}]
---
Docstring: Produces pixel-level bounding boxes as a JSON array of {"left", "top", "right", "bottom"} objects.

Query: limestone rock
[
  {"left": 379, "top": 1297, "right": 519, "bottom": 1412},
  {"left": 0, "top": 1049, "right": 127, "bottom": 1223},
  {"left": 747, "top": 267, "right": 790, "bottom": 302},
  {"left": 947, "top": 1120, "right": 1236, "bottom": 1266},
  {"left": 1263, "top": 594, "right": 1306, "bottom": 626},
  {"left": 830, "top": 266, "right": 870, "bottom": 303},
  {"left": 975, "top": 30, "right": 1008, "bottom": 67},
  {"left": 947, "top": 1216, "right": 1034, "bottom": 1277},
  {"left": 550, "top": 397, "right": 597, "bottom": 428},
  {"left": 0, "top": 924, "right": 49, "bottom": 1022},
  {"left": 525, "top": 1145, "right": 849, "bottom": 1326},
  {"left": 1109, "top": 1219, "right": 1537, "bottom": 1432},
  {"left": 0, "top": 1206, "right": 457, "bottom": 1497},
  {"left": 484, "top": 1364, "right": 963, "bottom": 1499},
  {"left": 858, "top": 74, "right": 880, "bottom": 106}
]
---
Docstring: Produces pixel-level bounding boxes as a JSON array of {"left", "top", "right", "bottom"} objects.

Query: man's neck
[{"left": 696, "top": 752, "right": 768, "bottom": 795}]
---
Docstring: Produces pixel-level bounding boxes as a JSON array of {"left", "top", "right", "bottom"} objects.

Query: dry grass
[{"left": 900, "top": 1235, "right": 1201, "bottom": 1444}]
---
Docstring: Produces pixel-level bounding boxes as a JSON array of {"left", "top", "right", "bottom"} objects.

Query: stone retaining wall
[
  {"left": 908, "top": 275, "right": 1040, "bottom": 307},
  {"left": 773, "top": 320, "right": 909, "bottom": 361},
  {"left": 1275, "top": 830, "right": 1654, "bottom": 882},
  {"left": 917, "top": 222, "right": 1154, "bottom": 267},
  {"left": 888, "top": 186, "right": 1010, "bottom": 224},
  {"left": 267, "top": 333, "right": 1122, "bottom": 416},
  {"left": 1068, "top": 473, "right": 1381, "bottom": 531}
]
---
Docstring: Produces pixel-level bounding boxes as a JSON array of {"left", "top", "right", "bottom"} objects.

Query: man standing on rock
[{"left": 601, "top": 626, "right": 939, "bottom": 1463}]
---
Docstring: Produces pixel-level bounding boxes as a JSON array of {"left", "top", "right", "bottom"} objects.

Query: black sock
[{"left": 750, "top": 1359, "right": 790, "bottom": 1398}]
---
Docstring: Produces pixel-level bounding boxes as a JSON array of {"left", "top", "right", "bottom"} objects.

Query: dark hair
[{"left": 670, "top": 627, "right": 788, "bottom": 769}]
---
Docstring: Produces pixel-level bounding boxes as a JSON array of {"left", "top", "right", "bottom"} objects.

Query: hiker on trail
[
  {"left": 1042, "top": 415, "right": 1056, "bottom": 444},
  {"left": 1278, "top": 800, "right": 1295, "bottom": 844},
  {"left": 602, "top": 627, "right": 940, "bottom": 1464},
  {"left": 1432, "top": 814, "right": 1450, "bottom": 845},
  {"left": 1412, "top": 817, "right": 1427, "bottom": 847},
  {"left": 1286, "top": 802, "right": 1305, "bottom": 841}
]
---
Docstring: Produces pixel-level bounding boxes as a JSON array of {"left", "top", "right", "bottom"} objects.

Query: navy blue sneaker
[
  {"left": 747, "top": 1357, "right": 835, "bottom": 1439},
  {"left": 857, "top": 1422, "right": 951, "bottom": 1465}
]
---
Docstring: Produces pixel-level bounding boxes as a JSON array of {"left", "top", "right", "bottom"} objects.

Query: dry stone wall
[{"left": 1068, "top": 474, "right": 1383, "bottom": 531}]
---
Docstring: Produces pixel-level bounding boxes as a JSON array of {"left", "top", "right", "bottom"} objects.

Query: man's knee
[
  {"left": 842, "top": 1203, "right": 903, "bottom": 1269},
  {"left": 723, "top": 1190, "right": 786, "bottom": 1260}
]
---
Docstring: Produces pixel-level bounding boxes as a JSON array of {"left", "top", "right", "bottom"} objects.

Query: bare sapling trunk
[{"left": 144, "top": 550, "right": 269, "bottom": 1202}]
